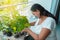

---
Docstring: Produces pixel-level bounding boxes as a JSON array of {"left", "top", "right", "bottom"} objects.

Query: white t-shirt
[{"left": 29, "top": 17, "right": 57, "bottom": 40}]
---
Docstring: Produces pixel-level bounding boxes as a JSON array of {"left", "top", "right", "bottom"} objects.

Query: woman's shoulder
[
  {"left": 44, "top": 17, "right": 56, "bottom": 24},
  {"left": 46, "top": 17, "right": 55, "bottom": 21},
  {"left": 43, "top": 17, "right": 56, "bottom": 26}
]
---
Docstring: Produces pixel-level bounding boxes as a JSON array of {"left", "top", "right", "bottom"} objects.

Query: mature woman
[{"left": 22, "top": 4, "right": 57, "bottom": 40}]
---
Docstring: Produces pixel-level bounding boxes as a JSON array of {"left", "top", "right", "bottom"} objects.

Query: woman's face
[{"left": 32, "top": 10, "right": 40, "bottom": 18}]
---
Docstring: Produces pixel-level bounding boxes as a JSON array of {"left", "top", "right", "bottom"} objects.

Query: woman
[{"left": 22, "top": 4, "right": 57, "bottom": 40}]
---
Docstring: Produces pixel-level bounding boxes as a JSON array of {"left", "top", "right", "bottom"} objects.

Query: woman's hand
[{"left": 22, "top": 28, "right": 30, "bottom": 33}]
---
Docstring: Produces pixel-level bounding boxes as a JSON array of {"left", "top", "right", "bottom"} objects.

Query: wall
[
  {"left": 29, "top": 0, "right": 59, "bottom": 15},
  {"left": 30, "top": 0, "right": 52, "bottom": 12}
]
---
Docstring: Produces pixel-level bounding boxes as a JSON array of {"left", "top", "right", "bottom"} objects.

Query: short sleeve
[{"left": 42, "top": 17, "right": 56, "bottom": 31}]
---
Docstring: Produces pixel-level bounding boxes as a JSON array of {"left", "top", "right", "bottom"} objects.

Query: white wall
[
  {"left": 30, "top": 0, "right": 52, "bottom": 12},
  {"left": 28, "top": 0, "right": 59, "bottom": 15}
]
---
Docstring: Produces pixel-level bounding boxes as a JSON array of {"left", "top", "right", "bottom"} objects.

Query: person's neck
[{"left": 39, "top": 16, "right": 47, "bottom": 20}]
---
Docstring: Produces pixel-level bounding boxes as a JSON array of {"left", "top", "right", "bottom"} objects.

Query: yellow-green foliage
[
  {"left": 9, "top": 16, "right": 30, "bottom": 33},
  {"left": 1, "top": 15, "right": 30, "bottom": 33}
]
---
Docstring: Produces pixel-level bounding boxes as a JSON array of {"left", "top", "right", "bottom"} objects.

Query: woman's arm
[
  {"left": 25, "top": 28, "right": 51, "bottom": 40},
  {"left": 30, "top": 22, "right": 36, "bottom": 26},
  {"left": 38, "top": 28, "right": 51, "bottom": 40}
]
